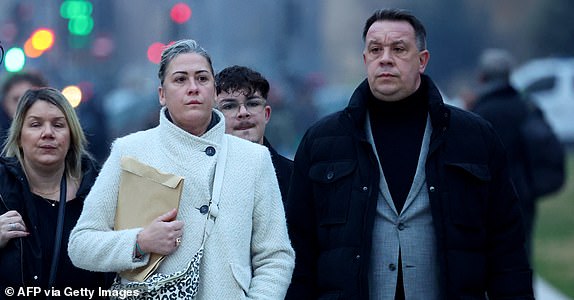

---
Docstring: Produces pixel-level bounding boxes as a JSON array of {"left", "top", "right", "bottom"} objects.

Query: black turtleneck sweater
[{"left": 367, "top": 85, "right": 428, "bottom": 213}]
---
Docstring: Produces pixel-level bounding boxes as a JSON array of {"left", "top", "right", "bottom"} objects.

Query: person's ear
[
  {"left": 264, "top": 106, "right": 271, "bottom": 124},
  {"left": 418, "top": 50, "right": 430, "bottom": 73},
  {"left": 158, "top": 86, "right": 166, "bottom": 106}
]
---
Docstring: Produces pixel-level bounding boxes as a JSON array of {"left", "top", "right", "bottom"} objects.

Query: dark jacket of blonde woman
[{"left": 0, "top": 156, "right": 112, "bottom": 298}]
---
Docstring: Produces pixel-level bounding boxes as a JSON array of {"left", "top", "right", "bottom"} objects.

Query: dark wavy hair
[{"left": 215, "top": 65, "right": 270, "bottom": 99}]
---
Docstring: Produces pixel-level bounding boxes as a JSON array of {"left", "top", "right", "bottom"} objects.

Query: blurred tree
[
  {"left": 527, "top": 0, "right": 574, "bottom": 57},
  {"left": 421, "top": 0, "right": 489, "bottom": 90}
]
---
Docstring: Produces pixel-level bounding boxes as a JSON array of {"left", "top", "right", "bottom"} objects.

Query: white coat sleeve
[
  {"left": 68, "top": 139, "right": 148, "bottom": 272},
  {"left": 246, "top": 148, "right": 295, "bottom": 299}
]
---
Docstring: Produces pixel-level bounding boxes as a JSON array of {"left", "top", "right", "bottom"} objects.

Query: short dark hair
[
  {"left": 1, "top": 71, "right": 48, "bottom": 103},
  {"left": 215, "top": 65, "right": 270, "bottom": 99},
  {"left": 362, "top": 8, "right": 427, "bottom": 51}
]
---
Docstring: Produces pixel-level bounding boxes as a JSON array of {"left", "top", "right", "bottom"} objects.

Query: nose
[
  {"left": 379, "top": 48, "right": 394, "bottom": 65},
  {"left": 236, "top": 103, "right": 251, "bottom": 118},
  {"left": 187, "top": 80, "right": 199, "bottom": 94},
  {"left": 41, "top": 125, "right": 55, "bottom": 138}
]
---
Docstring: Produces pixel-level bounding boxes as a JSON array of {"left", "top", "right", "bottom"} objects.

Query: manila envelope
[{"left": 114, "top": 156, "right": 184, "bottom": 282}]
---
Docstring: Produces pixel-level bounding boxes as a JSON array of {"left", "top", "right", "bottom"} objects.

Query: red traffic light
[
  {"left": 170, "top": 3, "right": 192, "bottom": 24},
  {"left": 147, "top": 42, "right": 165, "bottom": 64}
]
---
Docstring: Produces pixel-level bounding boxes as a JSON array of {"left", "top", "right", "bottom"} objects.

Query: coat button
[
  {"left": 205, "top": 146, "right": 216, "bottom": 156},
  {"left": 208, "top": 203, "right": 219, "bottom": 218},
  {"left": 389, "top": 263, "right": 396, "bottom": 271},
  {"left": 326, "top": 171, "right": 334, "bottom": 180},
  {"left": 362, "top": 186, "right": 368, "bottom": 191},
  {"left": 199, "top": 205, "right": 209, "bottom": 214},
  {"left": 429, "top": 186, "right": 436, "bottom": 192},
  {"left": 34, "top": 275, "right": 38, "bottom": 280},
  {"left": 397, "top": 223, "right": 405, "bottom": 230}
]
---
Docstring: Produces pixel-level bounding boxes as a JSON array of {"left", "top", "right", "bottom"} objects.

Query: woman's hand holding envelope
[{"left": 137, "top": 208, "right": 184, "bottom": 256}]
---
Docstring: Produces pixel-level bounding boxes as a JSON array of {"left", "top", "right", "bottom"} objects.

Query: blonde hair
[{"left": 1, "top": 87, "right": 90, "bottom": 179}]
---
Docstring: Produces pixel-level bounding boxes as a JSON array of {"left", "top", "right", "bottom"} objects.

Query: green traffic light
[
  {"left": 4, "top": 47, "right": 26, "bottom": 72},
  {"left": 69, "top": 16, "right": 94, "bottom": 36},
  {"left": 60, "top": 0, "right": 93, "bottom": 19},
  {"left": 61, "top": 0, "right": 94, "bottom": 36}
]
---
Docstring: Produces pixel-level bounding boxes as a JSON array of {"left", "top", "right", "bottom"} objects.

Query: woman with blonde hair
[{"left": 0, "top": 87, "right": 111, "bottom": 295}]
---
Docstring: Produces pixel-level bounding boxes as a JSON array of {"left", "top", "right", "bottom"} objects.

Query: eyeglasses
[{"left": 217, "top": 98, "right": 266, "bottom": 116}]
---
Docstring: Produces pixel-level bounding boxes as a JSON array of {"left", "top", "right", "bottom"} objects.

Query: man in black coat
[
  {"left": 471, "top": 48, "right": 539, "bottom": 262},
  {"left": 286, "top": 9, "right": 533, "bottom": 299},
  {"left": 215, "top": 65, "right": 293, "bottom": 202}
]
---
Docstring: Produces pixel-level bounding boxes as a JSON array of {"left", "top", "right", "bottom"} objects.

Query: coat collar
[
  {"left": 476, "top": 80, "right": 518, "bottom": 104},
  {"left": 0, "top": 155, "right": 99, "bottom": 206},
  {"left": 158, "top": 107, "right": 226, "bottom": 159},
  {"left": 263, "top": 137, "right": 278, "bottom": 157},
  {"left": 343, "top": 74, "right": 450, "bottom": 140}
]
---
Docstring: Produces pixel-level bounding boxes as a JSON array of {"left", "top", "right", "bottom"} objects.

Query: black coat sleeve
[{"left": 285, "top": 131, "right": 319, "bottom": 300}]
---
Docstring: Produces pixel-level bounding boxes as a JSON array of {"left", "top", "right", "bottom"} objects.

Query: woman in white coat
[{"left": 68, "top": 39, "right": 295, "bottom": 299}]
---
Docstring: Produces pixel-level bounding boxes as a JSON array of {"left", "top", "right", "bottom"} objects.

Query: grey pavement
[{"left": 535, "top": 275, "right": 572, "bottom": 300}]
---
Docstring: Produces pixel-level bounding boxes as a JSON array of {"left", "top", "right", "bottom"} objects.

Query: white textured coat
[{"left": 69, "top": 108, "right": 295, "bottom": 299}]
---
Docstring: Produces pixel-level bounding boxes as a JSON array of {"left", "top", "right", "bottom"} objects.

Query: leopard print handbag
[
  {"left": 109, "top": 246, "right": 203, "bottom": 299},
  {"left": 109, "top": 136, "right": 229, "bottom": 299}
]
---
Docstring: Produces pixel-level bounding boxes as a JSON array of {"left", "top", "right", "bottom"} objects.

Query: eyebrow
[
  {"left": 219, "top": 98, "right": 239, "bottom": 102},
  {"left": 219, "top": 95, "right": 263, "bottom": 102},
  {"left": 367, "top": 39, "right": 407, "bottom": 46},
  {"left": 391, "top": 40, "right": 407, "bottom": 46},
  {"left": 172, "top": 70, "right": 210, "bottom": 76},
  {"left": 26, "top": 115, "right": 66, "bottom": 121}
]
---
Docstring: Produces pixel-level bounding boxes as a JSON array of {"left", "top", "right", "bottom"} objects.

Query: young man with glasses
[{"left": 215, "top": 65, "right": 293, "bottom": 202}]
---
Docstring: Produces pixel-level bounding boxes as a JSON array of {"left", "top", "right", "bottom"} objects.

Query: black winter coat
[
  {"left": 472, "top": 82, "right": 534, "bottom": 214},
  {"left": 264, "top": 137, "right": 293, "bottom": 203},
  {"left": 285, "top": 75, "right": 533, "bottom": 299},
  {"left": 0, "top": 156, "right": 112, "bottom": 299}
]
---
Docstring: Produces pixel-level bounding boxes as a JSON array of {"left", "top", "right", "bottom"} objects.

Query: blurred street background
[{"left": 1, "top": 1, "right": 573, "bottom": 298}]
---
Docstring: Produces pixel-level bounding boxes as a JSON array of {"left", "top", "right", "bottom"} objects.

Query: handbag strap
[
  {"left": 48, "top": 172, "right": 67, "bottom": 288},
  {"left": 201, "top": 135, "right": 228, "bottom": 245}
]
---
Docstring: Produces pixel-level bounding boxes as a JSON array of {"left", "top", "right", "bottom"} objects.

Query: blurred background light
[
  {"left": 31, "top": 28, "right": 55, "bottom": 51},
  {"left": 91, "top": 36, "right": 114, "bottom": 58},
  {"left": 68, "top": 15, "right": 94, "bottom": 36},
  {"left": 147, "top": 42, "right": 165, "bottom": 64},
  {"left": 24, "top": 38, "right": 44, "bottom": 58},
  {"left": 62, "top": 85, "right": 83, "bottom": 107},
  {"left": 61, "top": 0, "right": 94, "bottom": 36},
  {"left": 4, "top": 47, "right": 26, "bottom": 72},
  {"left": 60, "top": 0, "right": 93, "bottom": 19},
  {"left": 170, "top": 3, "right": 192, "bottom": 24}
]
